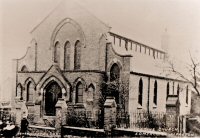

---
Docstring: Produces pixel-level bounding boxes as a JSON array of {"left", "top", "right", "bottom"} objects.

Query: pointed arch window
[
  {"left": 88, "top": 84, "right": 95, "bottom": 100},
  {"left": 74, "top": 40, "right": 81, "bottom": 70},
  {"left": 153, "top": 80, "right": 158, "bottom": 105},
  {"left": 167, "top": 82, "right": 170, "bottom": 99},
  {"left": 54, "top": 41, "right": 60, "bottom": 64},
  {"left": 110, "top": 63, "right": 120, "bottom": 82},
  {"left": 186, "top": 85, "right": 189, "bottom": 104},
  {"left": 138, "top": 78, "right": 143, "bottom": 106},
  {"left": 76, "top": 82, "right": 83, "bottom": 103},
  {"left": 64, "top": 41, "right": 71, "bottom": 70},
  {"left": 21, "top": 65, "right": 28, "bottom": 72},
  {"left": 27, "top": 81, "right": 34, "bottom": 102}
]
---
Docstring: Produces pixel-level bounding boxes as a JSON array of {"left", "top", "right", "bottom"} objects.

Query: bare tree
[{"left": 166, "top": 52, "right": 200, "bottom": 95}]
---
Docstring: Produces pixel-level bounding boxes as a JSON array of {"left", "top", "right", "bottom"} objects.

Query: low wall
[
  {"left": 112, "top": 128, "right": 167, "bottom": 137},
  {"left": 61, "top": 126, "right": 105, "bottom": 137}
]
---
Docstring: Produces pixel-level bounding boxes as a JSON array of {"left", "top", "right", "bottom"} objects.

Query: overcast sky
[{"left": 0, "top": 0, "right": 200, "bottom": 100}]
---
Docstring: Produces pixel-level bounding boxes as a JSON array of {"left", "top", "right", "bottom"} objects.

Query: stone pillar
[
  {"left": 15, "top": 100, "right": 28, "bottom": 125},
  {"left": 15, "top": 104, "right": 22, "bottom": 125},
  {"left": 104, "top": 96, "right": 117, "bottom": 136},
  {"left": 55, "top": 98, "right": 68, "bottom": 132}
]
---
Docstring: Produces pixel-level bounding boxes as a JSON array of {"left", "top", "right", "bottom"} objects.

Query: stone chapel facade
[{"left": 13, "top": 0, "right": 191, "bottom": 125}]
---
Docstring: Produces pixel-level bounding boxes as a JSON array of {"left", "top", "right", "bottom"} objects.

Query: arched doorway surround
[
  {"left": 37, "top": 75, "right": 71, "bottom": 116},
  {"left": 44, "top": 81, "right": 62, "bottom": 116}
]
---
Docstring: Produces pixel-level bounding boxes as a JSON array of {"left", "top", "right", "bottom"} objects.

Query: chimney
[{"left": 161, "top": 28, "right": 170, "bottom": 59}]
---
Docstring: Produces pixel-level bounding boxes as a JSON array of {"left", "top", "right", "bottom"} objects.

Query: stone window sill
[
  {"left": 137, "top": 104, "right": 143, "bottom": 109},
  {"left": 26, "top": 102, "right": 34, "bottom": 106},
  {"left": 86, "top": 99, "right": 93, "bottom": 104},
  {"left": 43, "top": 115, "right": 56, "bottom": 119},
  {"left": 153, "top": 103, "right": 157, "bottom": 109}
]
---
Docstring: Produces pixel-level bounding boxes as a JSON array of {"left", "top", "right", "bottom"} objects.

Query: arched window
[
  {"left": 76, "top": 82, "right": 84, "bottom": 103},
  {"left": 74, "top": 40, "right": 81, "bottom": 70},
  {"left": 167, "top": 82, "right": 170, "bottom": 99},
  {"left": 177, "top": 84, "right": 180, "bottom": 96},
  {"left": 45, "top": 81, "right": 62, "bottom": 116},
  {"left": 186, "top": 85, "right": 189, "bottom": 104},
  {"left": 88, "top": 84, "right": 95, "bottom": 100},
  {"left": 64, "top": 41, "right": 71, "bottom": 70},
  {"left": 153, "top": 80, "right": 158, "bottom": 105},
  {"left": 110, "top": 63, "right": 120, "bottom": 82},
  {"left": 27, "top": 81, "right": 34, "bottom": 102},
  {"left": 21, "top": 65, "right": 28, "bottom": 72},
  {"left": 138, "top": 78, "right": 143, "bottom": 106},
  {"left": 54, "top": 41, "right": 60, "bottom": 64}
]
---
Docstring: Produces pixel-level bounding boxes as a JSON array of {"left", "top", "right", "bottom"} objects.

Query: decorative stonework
[{"left": 50, "top": 18, "right": 86, "bottom": 49}]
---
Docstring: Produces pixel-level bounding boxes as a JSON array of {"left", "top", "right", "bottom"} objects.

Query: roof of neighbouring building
[{"left": 166, "top": 97, "right": 179, "bottom": 106}]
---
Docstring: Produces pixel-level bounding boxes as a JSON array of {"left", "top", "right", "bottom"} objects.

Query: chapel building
[{"left": 13, "top": 0, "right": 191, "bottom": 125}]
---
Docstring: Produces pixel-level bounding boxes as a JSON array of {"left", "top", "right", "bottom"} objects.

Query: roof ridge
[
  {"left": 74, "top": 0, "right": 111, "bottom": 29},
  {"left": 30, "top": 0, "right": 63, "bottom": 33},
  {"left": 30, "top": 0, "right": 111, "bottom": 34}
]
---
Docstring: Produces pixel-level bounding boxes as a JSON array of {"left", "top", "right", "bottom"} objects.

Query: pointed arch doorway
[{"left": 44, "top": 81, "right": 62, "bottom": 116}]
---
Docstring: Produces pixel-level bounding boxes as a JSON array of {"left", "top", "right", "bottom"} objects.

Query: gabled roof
[
  {"left": 30, "top": 0, "right": 110, "bottom": 34},
  {"left": 36, "top": 64, "right": 71, "bottom": 89}
]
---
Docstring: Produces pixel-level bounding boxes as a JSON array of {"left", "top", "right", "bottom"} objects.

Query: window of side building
[
  {"left": 153, "top": 80, "right": 158, "bottom": 105},
  {"left": 186, "top": 85, "right": 189, "bottom": 104},
  {"left": 138, "top": 78, "right": 143, "bottom": 106}
]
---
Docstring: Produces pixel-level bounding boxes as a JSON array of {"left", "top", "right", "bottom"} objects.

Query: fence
[
  {"left": 116, "top": 111, "right": 178, "bottom": 133},
  {"left": 66, "top": 109, "right": 103, "bottom": 129}
]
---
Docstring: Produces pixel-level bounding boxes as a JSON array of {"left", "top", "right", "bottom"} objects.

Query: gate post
[
  {"left": 15, "top": 99, "right": 28, "bottom": 125},
  {"left": 55, "top": 98, "right": 68, "bottom": 133},
  {"left": 104, "top": 96, "right": 117, "bottom": 136}
]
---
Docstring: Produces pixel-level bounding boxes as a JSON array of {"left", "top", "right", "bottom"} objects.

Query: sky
[{"left": 0, "top": 0, "right": 200, "bottom": 100}]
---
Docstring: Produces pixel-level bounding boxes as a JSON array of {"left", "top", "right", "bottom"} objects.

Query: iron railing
[
  {"left": 66, "top": 109, "right": 103, "bottom": 129},
  {"left": 116, "top": 111, "right": 178, "bottom": 133}
]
